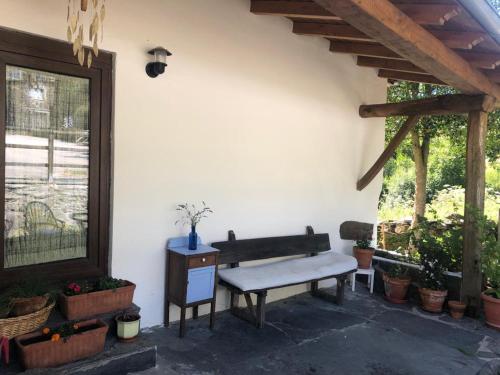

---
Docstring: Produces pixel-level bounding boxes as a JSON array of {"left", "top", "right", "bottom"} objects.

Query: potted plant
[
  {"left": 382, "top": 264, "right": 411, "bottom": 304},
  {"left": 175, "top": 202, "right": 213, "bottom": 250},
  {"left": 59, "top": 277, "right": 136, "bottom": 320},
  {"left": 480, "top": 217, "right": 500, "bottom": 329},
  {"left": 412, "top": 219, "right": 449, "bottom": 313},
  {"left": 448, "top": 300, "right": 466, "bottom": 320},
  {"left": 6, "top": 279, "right": 53, "bottom": 317},
  {"left": 353, "top": 239, "right": 375, "bottom": 269},
  {"left": 15, "top": 319, "right": 108, "bottom": 369},
  {"left": 116, "top": 310, "right": 141, "bottom": 342}
]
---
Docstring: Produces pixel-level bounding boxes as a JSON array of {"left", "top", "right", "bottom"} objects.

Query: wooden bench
[{"left": 211, "top": 226, "right": 357, "bottom": 328}]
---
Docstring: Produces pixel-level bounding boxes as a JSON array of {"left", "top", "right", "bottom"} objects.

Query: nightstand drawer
[{"left": 188, "top": 254, "right": 216, "bottom": 269}]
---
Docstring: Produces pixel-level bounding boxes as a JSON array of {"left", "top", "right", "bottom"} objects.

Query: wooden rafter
[
  {"left": 357, "top": 56, "right": 424, "bottom": 74},
  {"left": 330, "top": 41, "right": 402, "bottom": 59},
  {"left": 357, "top": 115, "right": 420, "bottom": 191},
  {"left": 430, "top": 30, "right": 485, "bottom": 50},
  {"left": 331, "top": 41, "right": 500, "bottom": 70},
  {"left": 312, "top": 0, "right": 500, "bottom": 99},
  {"left": 296, "top": 22, "right": 486, "bottom": 50},
  {"left": 396, "top": 4, "right": 461, "bottom": 26},
  {"left": 250, "top": 1, "right": 341, "bottom": 20},
  {"left": 359, "top": 94, "right": 496, "bottom": 118},
  {"left": 251, "top": 1, "right": 462, "bottom": 26},
  {"left": 293, "top": 22, "right": 371, "bottom": 41},
  {"left": 378, "top": 70, "right": 445, "bottom": 85}
]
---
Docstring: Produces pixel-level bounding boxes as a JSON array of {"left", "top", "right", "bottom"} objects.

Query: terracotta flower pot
[
  {"left": 482, "top": 292, "right": 500, "bottom": 330},
  {"left": 383, "top": 273, "right": 411, "bottom": 304},
  {"left": 59, "top": 281, "right": 136, "bottom": 320},
  {"left": 15, "top": 319, "right": 108, "bottom": 370},
  {"left": 448, "top": 300, "right": 466, "bottom": 320},
  {"left": 353, "top": 247, "right": 375, "bottom": 269},
  {"left": 419, "top": 288, "right": 448, "bottom": 313}
]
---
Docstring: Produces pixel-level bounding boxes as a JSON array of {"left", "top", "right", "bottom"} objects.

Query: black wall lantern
[{"left": 146, "top": 47, "right": 172, "bottom": 78}]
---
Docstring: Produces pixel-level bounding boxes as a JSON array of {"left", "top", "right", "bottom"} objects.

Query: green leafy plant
[
  {"left": 64, "top": 277, "right": 125, "bottom": 296},
  {"left": 386, "top": 264, "right": 409, "bottom": 279},
  {"left": 116, "top": 309, "right": 140, "bottom": 322},
  {"left": 477, "top": 213, "right": 500, "bottom": 299},
  {"left": 411, "top": 218, "right": 450, "bottom": 291},
  {"left": 95, "top": 277, "right": 125, "bottom": 291},
  {"left": 7, "top": 279, "right": 54, "bottom": 299},
  {"left": 355, "top": 239, "right": 372, "bottom": 249}
]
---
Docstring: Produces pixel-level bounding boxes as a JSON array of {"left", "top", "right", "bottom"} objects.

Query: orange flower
[
  {"left": 42, "top": 327, "right": 50, "bottom": 335},
  {"left": 73, "top": 324, "right": 79, "bottom": 330},
  {"left": 51, "top": 334, "right": 60, "bottom": 342}
]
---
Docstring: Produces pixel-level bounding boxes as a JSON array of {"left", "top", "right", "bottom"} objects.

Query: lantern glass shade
[{"left": 149, "top": 47, "right": 171, "bottom": 65}]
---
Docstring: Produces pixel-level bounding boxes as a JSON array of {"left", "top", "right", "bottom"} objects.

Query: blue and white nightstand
[{"left": 165, "top": 237, "right": 219, "bottom": 337}]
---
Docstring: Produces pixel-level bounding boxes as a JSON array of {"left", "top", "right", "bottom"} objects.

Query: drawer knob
[{"left": 202, "top": 258, "right": 206, "bottom": 262}]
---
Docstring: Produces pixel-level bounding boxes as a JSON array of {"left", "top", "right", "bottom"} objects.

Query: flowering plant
[
  {"left": 65, "top": 283, "right": 82, "bottom": 296},
  {"left": 64, "top": 277, "right": 124, "bottom": 296},
  {"left": 42, "top": 322, "right": 81, "bottom": 343}
]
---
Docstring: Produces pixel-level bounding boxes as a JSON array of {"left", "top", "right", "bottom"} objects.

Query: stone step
[
  {"left": 25, "top": 337, "right": 156, "bottom": 375},
  {"left": 0, "top": 304, "right": 154, "bottom": 374}
]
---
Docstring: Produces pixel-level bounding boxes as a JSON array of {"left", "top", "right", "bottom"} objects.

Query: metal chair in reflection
[{"left": 24, "top": 201, "right": 65, "bottom": 236}]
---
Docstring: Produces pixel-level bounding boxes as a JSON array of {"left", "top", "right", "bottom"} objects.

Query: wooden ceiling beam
[
  {"left": 251, "top": 1, "right": 461, "bottom": 26},
  {"left": 359, "top": 94, "right": 496, "bottom": 118},
  {"left": 331, "top": 41, "right": 499, "bottom": 70},
  {"left": 250, "top": 1, "right": 341, "bottom": 20},
  {"left": 330, "top": 41, "right": 403, "bottom": 59},
  {"left": 293, "top": 22, "right": 371, "bottom": 41},
  {"left": 457, "top": 51, "right": 500, "bottom": 70},
  {"left": 429, "top": 30, "right": 486, "bottom": 50},
  {"left": 396, "top": 4, "right": 461, "bottom": 26},
  {"left": 357, "top": 56, "right": 424, "bottom": 73},
  {"left": 484, "top": 70, "right": 500, "bottom": 84},
  {"left": 295, "top": 22, "right": 486, "bottom": 50},
  {"left": 312, "top": 0, "right": 500, "bottom": 99},
  {"left": 378, "top": 70, "right": 445, "bottom": 85}
]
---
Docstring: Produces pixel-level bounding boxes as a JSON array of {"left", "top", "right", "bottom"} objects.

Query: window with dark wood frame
[{"left": 0, "top": 27, "right": 112, "bottom": 286}]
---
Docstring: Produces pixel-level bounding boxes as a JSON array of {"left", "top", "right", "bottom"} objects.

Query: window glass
[{"left": 5, "top": 65, "right": 89, "bottom": 268}]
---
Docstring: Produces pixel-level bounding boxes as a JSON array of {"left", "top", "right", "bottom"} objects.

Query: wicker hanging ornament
[{"left": 67, "top": 0, "right": 106, "bottom": 68}]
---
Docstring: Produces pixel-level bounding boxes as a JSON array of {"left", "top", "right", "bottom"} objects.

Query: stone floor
[{"left": 134, "top": 284, "right": 500, "bottom": 375}]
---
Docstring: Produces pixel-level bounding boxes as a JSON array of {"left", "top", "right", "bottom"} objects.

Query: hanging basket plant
[{"left": 66, "top": 0, "right": 106, "bottom": 68}]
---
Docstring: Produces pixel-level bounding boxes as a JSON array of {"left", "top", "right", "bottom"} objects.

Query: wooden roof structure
[
  {"left": 252, "top": 0, "right": 499, "bottom": 316},
  {"left": 251, "top": 0, "right": 500, "bottom": 99}
]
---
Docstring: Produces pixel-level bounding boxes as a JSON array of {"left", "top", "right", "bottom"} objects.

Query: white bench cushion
[{"left": 218, "top": 251, "right": 357, "bottom": 292}]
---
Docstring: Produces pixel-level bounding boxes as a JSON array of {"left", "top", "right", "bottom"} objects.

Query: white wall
[{"left": 0, "top": 0, "right": 386, "bottom": 327}]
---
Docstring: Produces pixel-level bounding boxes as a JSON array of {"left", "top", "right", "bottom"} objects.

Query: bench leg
[
  {"left": 311, "top": 281, "right": 319, "bottom": 296},
  {"left": 256, "top": 291, "right": 267, "bottom": 329},
  {"left": 336, "top": 275, "right": 347, "bottom": 305}
]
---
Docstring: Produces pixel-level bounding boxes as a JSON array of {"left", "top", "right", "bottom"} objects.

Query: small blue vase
[{"left": 188, "top": 225, "right": 198, "bottom": 250}]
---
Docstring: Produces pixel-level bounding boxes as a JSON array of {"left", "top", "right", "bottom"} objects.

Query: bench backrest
[{"left": 211, "top": 226, "right": 330, "bottom": 265}]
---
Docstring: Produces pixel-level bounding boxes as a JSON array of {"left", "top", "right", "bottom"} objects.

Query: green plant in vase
[{"left": 175, "top": 202, "right": 213, "bottom": 250}]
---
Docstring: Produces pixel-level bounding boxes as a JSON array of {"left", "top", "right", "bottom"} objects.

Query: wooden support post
[
  {"left": 461, "top": 110, "right": 488, "bottom": 317},
  {"left": 357, "top": 115, "right": 420, "bottom": 190}
]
